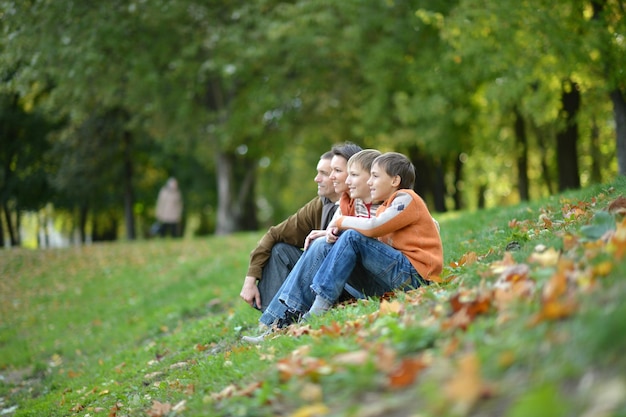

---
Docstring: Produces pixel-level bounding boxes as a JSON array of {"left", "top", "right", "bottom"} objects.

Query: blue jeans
[
  {"left": 256, "top": 243, "right": 303, "bottom": 312},
  {"left": 310, "top": 230, "right": 425, "bottom": 305},
  {"left": 260, "top": 238, "right": 334, "bottom": 327}
]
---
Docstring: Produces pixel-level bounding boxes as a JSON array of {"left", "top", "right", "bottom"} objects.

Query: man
[{"left": 239, "top": 149, "right": 346, "bottom": 311}]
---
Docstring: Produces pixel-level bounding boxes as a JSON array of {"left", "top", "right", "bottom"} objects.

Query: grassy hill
[{"left": 2, "top": 177, "right": 626, "bottom": 416}]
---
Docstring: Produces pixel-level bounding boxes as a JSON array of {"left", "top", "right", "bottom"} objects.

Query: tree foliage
[{"left": 0, "top": 0, "right": 623, "bottom": 244}]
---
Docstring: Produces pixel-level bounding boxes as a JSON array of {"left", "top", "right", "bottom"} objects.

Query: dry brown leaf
[
  {"left": 607, "top": 195, "right": 626, "bottom": 215},
  {"left": 147, "top": 400, "right": 171, "bottom": 417},
  {"left": 387, "top": 356, "right": 428, "bottom": 389}
]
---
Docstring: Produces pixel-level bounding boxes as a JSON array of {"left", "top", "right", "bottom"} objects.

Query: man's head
[
  {"left": 346, "top": 149, "right": 381, "bottom": 201},
  {"left": 329, "top": 142, "right": 363, "bottom": 195},
  {"left": 315, "top": 151, "right": 340, "bottom": 202},
  {"left": 368, "top": 152, "right": 416, "bottom": 202}
]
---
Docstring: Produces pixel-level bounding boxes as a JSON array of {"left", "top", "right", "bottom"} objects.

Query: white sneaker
[{"left": 241, "top": 326, "right": 273, "bottom": 345}]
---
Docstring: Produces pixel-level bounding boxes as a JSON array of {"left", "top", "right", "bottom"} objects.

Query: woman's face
[{"left": 329, "top": 155, "right": 349, "bottom": 194}]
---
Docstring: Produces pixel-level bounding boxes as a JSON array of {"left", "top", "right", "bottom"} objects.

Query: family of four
[{"left": 239, "top": 142, "right": 443, "bottom": 343}]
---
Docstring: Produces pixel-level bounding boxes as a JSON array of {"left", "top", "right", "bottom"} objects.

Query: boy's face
[
  {"left": 329, "top": 155, "right": 349, "bottom": 194},
  {"left": 368, "top": 162, "right": 400, "bottom": 202},
  {"left": 345, "top": 162, "right": 372, "bottom": 202},
  {"left": 315, "top": 157, "right": 339, "bottom": 201}
]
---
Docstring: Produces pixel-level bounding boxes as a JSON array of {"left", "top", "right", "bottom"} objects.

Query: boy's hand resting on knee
[{"left": 325, "top": 226, "right": 340, "bottom": 243}]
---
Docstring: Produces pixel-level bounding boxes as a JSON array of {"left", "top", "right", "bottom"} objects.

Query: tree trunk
[
  {"left": 122, "top": 131, "right": 135, "bottom": 240},
  {"left": 453, "top": 154, "right": 463, "bottom": 210},
  {"left": 590, "top": 117, "right": 602, "bottom": 183},
  {"left": 514, "top": 107, "right": 529, "bottom": 201},
  {"left": 215, "top": 151, "right": 236, "bottom": 235},
  {"left": 3, "top": 202, "right": 17, "bottom": 247},
  {"left": 433, "top": 160, "right": 447, "bottom": 213},
  {"left": 556, "top": 80, "right": 581, "bottom": 191},
  {"left": 0, "top": 206, "right": 4, "bottom": 248},
  {"left": 236, "top": 154, "right": 258, "bottom": 231},
  {"left": 611, "top": 88, "right": 626, "bottom": 176},
  {"left": 407, "top": 146, "right": 446, "bottom": 212},
  {"left": 215, "top": 149, "right": 258, "bottom": 234},
  {"left": 532, "top": 123, "right": 555, "bottom": 194},
  {"left": 79, "top": 204, "right": 89, "bottom": 244}
]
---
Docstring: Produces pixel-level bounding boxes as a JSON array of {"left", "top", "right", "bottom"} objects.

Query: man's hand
[
  {"left": 304, "top": 229, "right": 327, "bottom": 250},
  {"left": 240, "top": 276, "right": 262, "bottom": 309}
]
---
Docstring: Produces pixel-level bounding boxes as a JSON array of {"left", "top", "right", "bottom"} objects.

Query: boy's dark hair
[
  {"left": 373, "top": 152, "right": 416, "bottom": 189},
  {"left": 331, "top": 142, "right": 363, "bottom": 162}
]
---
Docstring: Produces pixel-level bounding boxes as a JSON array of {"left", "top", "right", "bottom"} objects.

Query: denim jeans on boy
[
  {"left": 310, "top": 229, "right": 425, "bottom": 305},
  {"left": 259, "top": 237, "right": 334, "bottom": 327},
  {"left": 256, "top": 243, "right": 303, "bottom": 312}
]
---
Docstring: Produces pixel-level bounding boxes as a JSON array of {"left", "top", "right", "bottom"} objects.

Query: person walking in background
[{"left": 155, "top": 177, "right": 183, "bottom": 238}]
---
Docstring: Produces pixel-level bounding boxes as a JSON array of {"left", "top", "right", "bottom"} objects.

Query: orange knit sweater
[{"left": 335, "top": 189, "right": 443, "bottom": 280}]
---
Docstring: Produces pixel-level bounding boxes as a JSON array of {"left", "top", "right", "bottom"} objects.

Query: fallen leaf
[
  {"left": 450, "top": 251, "right": 478, "bottom": 268},
  {"left": 528, "top": 247, "right": 561, "bottom": 266},
  {"left": 333, "top": 350, "right": 369, "bottom": 366},
  {"left": 607, "top": 195, "right": 626, "bottom": 215},
  {"left": 379, "top": 299, "right": 403, "bottom": 315},
  {"left": 444, "top": 353, "right": 492, "bottom": 413},
  {"left": 290, "top": 403, "right": 330, "bottom": 417},
  {"left": 387, "top": 356, "right": 427, "bottom": 389},
  {"left": 147, "top": 401, "right": 171, "bottom": 417}
]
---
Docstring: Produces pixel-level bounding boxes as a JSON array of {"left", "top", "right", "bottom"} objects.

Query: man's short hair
[
  {"left": 372, "top": 152, "right": 416, "bottom": 189},
  {"left": 320, "top": 151, "right": 334, "bottom": 160}
]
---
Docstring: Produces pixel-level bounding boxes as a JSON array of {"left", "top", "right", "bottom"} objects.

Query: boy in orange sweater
[{"left": 305, "top": 151, "right": 443, "bottom": 317}]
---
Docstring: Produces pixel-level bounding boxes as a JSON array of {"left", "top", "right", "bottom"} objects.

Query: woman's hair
[
  {"left": 372, "top": 152, "right": 416, "bottom": 189},
  {"left": 347, "top": 149, "right": 381, "bottom": 173},
  {"left": 331, "top": 142, "right": 363, "bottom": 162}
]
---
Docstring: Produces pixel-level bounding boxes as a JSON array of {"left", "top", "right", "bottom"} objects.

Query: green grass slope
[{"left": 2, "top": 178, "right": 626, "bottom": 417}]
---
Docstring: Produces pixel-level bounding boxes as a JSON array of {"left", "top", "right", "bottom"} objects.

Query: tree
[{"left": 0, "top": 91, "right": 56, "bottom": 247}]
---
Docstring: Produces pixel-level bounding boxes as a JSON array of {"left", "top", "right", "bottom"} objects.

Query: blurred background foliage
[{"left": 0, "top": 0, "right": 624, "bottom": 247}]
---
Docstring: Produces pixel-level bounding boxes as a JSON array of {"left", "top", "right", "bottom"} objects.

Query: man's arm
[
  {"left": 240, "top": 197, "right": 323, "bottom": 309},
  {"left": 246, "top": 196, "right": 323, "bottom": 279}
]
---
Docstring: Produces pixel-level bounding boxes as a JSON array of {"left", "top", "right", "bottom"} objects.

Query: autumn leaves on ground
[{"left": 2, "top": 180, "right": 626, "bottom": 417}]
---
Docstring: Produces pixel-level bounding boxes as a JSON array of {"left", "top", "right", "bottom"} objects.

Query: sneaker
[{"left": 241, "top": 326, "right": 274, "bottom": 345}]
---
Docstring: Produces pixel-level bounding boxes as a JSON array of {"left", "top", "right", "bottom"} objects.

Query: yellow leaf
[
  {"left": 528, "top": 247, "right": 561, "bottom": 266},
  {"left": 379, "top": 299, "right": 403, "bottom": 315},
  {"left": 592, "top": 261, "right": 613, "bottom": 277},
  {"left": 290, "top": 403, "right": 329, "bottom": 417}
]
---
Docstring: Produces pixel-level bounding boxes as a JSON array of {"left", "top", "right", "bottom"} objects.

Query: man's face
[
  {"left": 329, "top": 155, "right": 349, "bottom": 195},
  {"left": 345, "top": 163, "right": 372, "bottom": 202},
  {"left": 368, "top": 162, "right": 399, "bottom": 202},
  {"left": 315, "top": 157, "right": 339, "bottom": 201}
]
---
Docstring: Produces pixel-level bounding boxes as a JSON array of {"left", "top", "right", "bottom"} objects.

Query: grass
[{"left": 2, "top": 177, "right": 626, "bottom": 416}]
